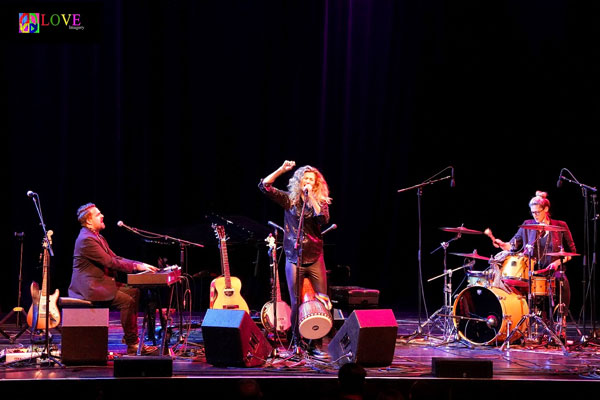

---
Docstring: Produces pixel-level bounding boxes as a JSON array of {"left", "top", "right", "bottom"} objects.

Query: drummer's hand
[
  {"left": 136, "top": 262, "right": 158, "bottom": 273},
  {"left": 548, "top": 261, "right": 560, "bottom": 271}
]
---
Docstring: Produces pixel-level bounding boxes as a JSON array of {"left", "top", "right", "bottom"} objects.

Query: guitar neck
[
  {"left": 220, "top": 239, "right": 232, "bottom": 289},
  {"left": 41, "top": 248, "right": 49, "bottom": 297}
]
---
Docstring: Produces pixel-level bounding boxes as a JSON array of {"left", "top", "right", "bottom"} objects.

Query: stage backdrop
[{"left": 3, "top": 1, "right": 599, "bottom": 324}]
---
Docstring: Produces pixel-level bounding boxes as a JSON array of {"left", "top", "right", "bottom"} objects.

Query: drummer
[{"left": 491, "top": 191, "right": 576, "bottom": 310}]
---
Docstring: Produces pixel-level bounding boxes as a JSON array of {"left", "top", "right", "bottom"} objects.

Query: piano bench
[
  {"left": 60, "top": 301, "right": 109, "bottom": 366},
  {"left": 58, "top": 297, "right": 94, "bottom": 308}
]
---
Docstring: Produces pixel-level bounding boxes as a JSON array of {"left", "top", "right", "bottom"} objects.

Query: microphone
[
  {"left": 268, "top": 221, "right": 284, "bottom": 232},
  {"left": 27, "top": 190, "right": 37, "bottom": 197},
  {"left": 303, "top": 183, "right": 312, "bottom": 194},
  {"left": 556, "top": 174, "right": 563, "bottom": 188},
  {"left": 322, "top": 224, "right": 337, "bottom": 235},
  {"left": 117, "top": 221, "right": 136, "bottom": 232},
  {"left": 450, "top": 167, "right": 455, "bottom": 188}
]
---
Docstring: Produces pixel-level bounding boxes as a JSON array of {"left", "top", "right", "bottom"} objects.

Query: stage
[{"left": 1, "top": 309, "right": 600, "bottom": 399}]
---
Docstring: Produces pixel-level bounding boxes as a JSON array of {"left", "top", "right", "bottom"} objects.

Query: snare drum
[{"left": 531, "top": 276, "right": 556, "bottom": 296}]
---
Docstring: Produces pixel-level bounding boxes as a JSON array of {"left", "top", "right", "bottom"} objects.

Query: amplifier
[{"left": 330, "top": 286, "right": 380, "bottom": 307}]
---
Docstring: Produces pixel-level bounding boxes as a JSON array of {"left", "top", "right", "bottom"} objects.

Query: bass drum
[{"left": 453, "top": 286, "right": 528, "bottom": 345}]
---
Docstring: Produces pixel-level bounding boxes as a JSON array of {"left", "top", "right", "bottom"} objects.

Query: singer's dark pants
[
  {"left": 95, "top": 285, "right": 140, "bottom": 346},
  {"left": 286, "top": 255, "right": 328, "bottom": 343}
]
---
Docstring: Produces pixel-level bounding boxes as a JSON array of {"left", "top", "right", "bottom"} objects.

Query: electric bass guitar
[
  {"left": 260, "top": 233, "right": 292, "bottom": 333},
  {"left": 209, "top": 225, "right": 250, "bottom": 314},
  {"left": 27, "top": 230, "right": 60, "bottom": 330}
]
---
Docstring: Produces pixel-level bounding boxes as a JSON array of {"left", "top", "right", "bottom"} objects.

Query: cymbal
[
  {"left": 519, "top": 224, "right": 566, "bottom": 232},
  {"left": 440, "top": 226, "right": 482, "bottom": 235},
  {"left": 449, "top": 251, "right": 491, "bottom": 261},
  {"left": 546, "top": 250, "right": 580, "bottom": 257}
]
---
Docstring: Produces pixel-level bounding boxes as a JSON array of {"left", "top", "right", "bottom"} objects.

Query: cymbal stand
[
  {"left": 501, "top": 243, "right": 568, "bottom": 354},
  {"left": 553, "top": 260, "right": 584, "bottom": 342},
  {"left": 409, "top": 233, "right": 462, "bottom": 343}
]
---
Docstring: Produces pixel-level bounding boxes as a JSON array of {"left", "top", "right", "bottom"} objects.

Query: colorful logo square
[{"left": 19, "top": 13, "right": 40, "bottom": 33}]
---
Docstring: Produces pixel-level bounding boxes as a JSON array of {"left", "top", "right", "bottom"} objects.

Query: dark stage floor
[{"left": 2, "top": 308, "right": 600, "bottom": 399}]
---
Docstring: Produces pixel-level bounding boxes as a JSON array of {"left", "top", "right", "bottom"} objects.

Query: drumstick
[{"left": 484, "top": 228, "right": 500, "bottom": 248}]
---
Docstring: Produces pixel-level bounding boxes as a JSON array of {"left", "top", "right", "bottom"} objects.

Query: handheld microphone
[
  {"left": 303, "top": 183, "right": 312, "bottom": 194},
  {"left": 27, "top": 190, "right": 37, "bottom": 197},
  {"left": 322, "top": 224, "right": 337, "bottom": 235},
  {"left": 450, "top": 167, "right": 455, "bottom": 188}
]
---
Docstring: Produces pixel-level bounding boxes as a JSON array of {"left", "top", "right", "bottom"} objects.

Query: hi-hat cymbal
[
  {"left": 440, "top": 226, "right": 482, "bottom": 235},
  {"left": 449, "top": 251, "right": 491, "bottom": 261},
  {"left": 519, "top": 224, "right": 566, "bottom": 232},
  {"left": 546, "top": 250, "right": 580, "bottom": 257}
]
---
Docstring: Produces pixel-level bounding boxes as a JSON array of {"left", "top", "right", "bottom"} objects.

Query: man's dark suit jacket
[{"left": 69, "top": 227, "right": 137, "bottom": 301}]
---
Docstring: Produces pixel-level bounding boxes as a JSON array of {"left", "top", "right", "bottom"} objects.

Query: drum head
[{"left": 453, "top": 286, "right": 503, "bottom": 345}]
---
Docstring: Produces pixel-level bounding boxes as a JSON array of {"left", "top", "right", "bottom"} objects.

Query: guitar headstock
[
  {"left": 43, "top": 230, "right": 54, "bottom": 248},
  {"left": 212, "top": 224, "right": 227, "bottom": 241}
]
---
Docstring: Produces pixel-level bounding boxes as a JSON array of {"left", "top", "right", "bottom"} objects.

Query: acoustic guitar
[
  {"left": 27, "top": 230, "right": 60, "bottom": 330},
  {"left": 209, "top": 225, "right": 250, "bottom": 314},
  {"left": 260, "top": 233, "right": 291, "bottom": 333}
]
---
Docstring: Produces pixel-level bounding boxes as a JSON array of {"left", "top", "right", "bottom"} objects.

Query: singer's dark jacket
[
  {"left": 69, "top": 227, "right": 138, "bottom": 301},
  {"left": 259, "top": 180, "right": 329, "bottom": 264},
  {"left": 509, "top": 219, "right": 576, "bottom": 269}
]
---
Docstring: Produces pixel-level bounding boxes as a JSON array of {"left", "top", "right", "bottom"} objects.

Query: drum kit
[{"left": 419, "top": 224, "right": 580, "bottom": 350}]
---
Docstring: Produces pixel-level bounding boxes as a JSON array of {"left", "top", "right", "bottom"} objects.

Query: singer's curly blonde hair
[{"left": 287, "top": 166, "right": 332, "bottom": 214}]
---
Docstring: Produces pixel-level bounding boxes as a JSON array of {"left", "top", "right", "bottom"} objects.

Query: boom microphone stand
[
  {"left": 28, "top": 191, "right": 61, "bottom": 366},
  {"left": 397, "top": 166, "right": 454, "bottom": 335},
  {"left": 118, "top": 221, "right": 203, "bottom": 353},
  {"left": 557, "top": 169, "right": 598, "bottom": 340}
]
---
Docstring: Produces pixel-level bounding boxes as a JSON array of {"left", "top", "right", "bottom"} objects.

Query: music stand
[{"left": 0, "top": 233, "right": 30, "bottom": 343}]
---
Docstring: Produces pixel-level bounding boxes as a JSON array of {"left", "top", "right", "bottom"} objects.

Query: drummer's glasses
[{"left": 531, "top": 210, "right": 544, "bottom": 215}]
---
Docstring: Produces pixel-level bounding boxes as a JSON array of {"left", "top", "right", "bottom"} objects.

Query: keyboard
[{"left": 127, "top": 266, "right": 181, "bottom": 286}]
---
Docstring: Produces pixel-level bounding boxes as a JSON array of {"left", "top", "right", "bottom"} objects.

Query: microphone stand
[
  {"left": 397, "top": 169, "right": 453, "bottom": 336},
  {"left": 120, "top": 224, "right": 204, "bottom": 353},
  {"left": 558, "top": 172, "right": 598, "bottom": 341},
  {"left": 29, "top": 193, "right": 61, "bottom": 366},
  {"left": 290, "top": 193, "right": 309, "bottom": 356}
]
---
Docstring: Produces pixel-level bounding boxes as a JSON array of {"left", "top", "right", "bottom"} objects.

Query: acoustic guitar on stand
[
  {"left": 27, "top": 230, "right": 60, "bottom": 330},
  {"left": 209, "top": 225, "right": 250, "bottom": 314},
  {"left": 260, "top": 233, "right": 292, "bottom": 334}
]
